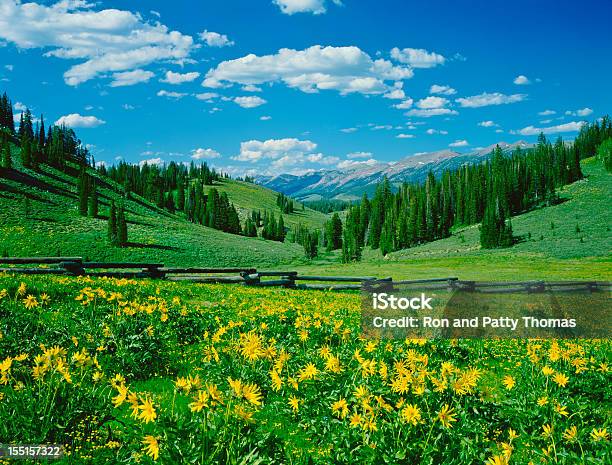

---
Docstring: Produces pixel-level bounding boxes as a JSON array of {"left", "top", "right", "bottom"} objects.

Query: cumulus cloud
[
  {"left": 55, "top": 113, "right": 105, "bottom": 128},
  {"left": 538, "top": 109, "right": 556, "bottom": 116},
  {"left": 260, "top": 115, "right": 272, "bottom": 121},
  {"left": 416, "top": 96, "right": 449, "bottom": 109},
  {"left": 199, "top": 30, "right": 234, "bottom": 47},
  {"left": 396, "top": 133, "right": 415, "bottom": 139},
  {"left": 139, "top": 157, "right": 164, "bottom": 166},
  {"left": 13, "top": 101, "right": 27, "bottom": 112},
  {"left": 383, "top": 88, "right": 406, "bottom": 100},
  {"left": 234, "top": 96, "right": 267, "bottom": 108},
  {"left": 340, "top": 127, "right": 358, "bottom": 133},
  {"left": 160, "top": 70, "right": 200, "bottom": 84},
  {"left": 430, "top": 84, "right": 456, "bottom": 95},
  {"left": 0, "top": 0, "right": 194, "bottom": 86},
  {"left": 393, "top": 98, "right": 414, "bottom": 110},
  {"left": 233, "top": 138, "right": 317, "bottom": 162},
  {"left": 273, "top": 0, "right": 342, "bottom": 15},
  {"left": 109, "top": 69, "right": 154, "bottom": 87},
  {"left": 191, "top": 148, "right": 221, "bottom": 159},
  {"left": 347, "top": 151, "right": 372, "bottom": 159},
  {"left": 338, "top": 158, "right": 378, "bottom": 170},
  {"left": 478, "top": 120, "right": 499, "bottom": 127},
  {"left": 242, "top": 84, "right": 262, "bottom": 92},
  {"left": 157, "top": 90, "right": 187, "bottom": 99},
  {"left": 426, "top": 128, "right": 448, "bottom": 135},
  {"left": 515, "top": 121, "right": 586, "bottom": 136},
  {"left": 456, "top": 92, "right": 527, "bottom": 108},
  {"left": 513, "top": 75, "right": 530, "bottom": 85},
  {"left": 202, "top": 45, "right": 414, "bottom": 96},
  {"left": 405, "top": 108, "right": 458, "bottom": 117},
  {"left": 449, "top": 139, "right": 469, "bottom": 147},
  {"left": 565, "top": 107, "right": 593, "bottom": 117},
  {"left": 390, "top": 47, "right": 446, "bottom": 68}
]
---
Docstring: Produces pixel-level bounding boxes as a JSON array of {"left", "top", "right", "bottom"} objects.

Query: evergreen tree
[
  {"left": 177, "top": 182, "right": 186, "bottom": 212},
  {"left": 303, "top": 231, "right": 319, "bottom": 259},
  {"left": 597, "top": 138, "right": 612, "bottom": 172},
  {"left": 276, "top": 215, "right": 286, "bottom": 242},
  {"left": 78, "top": 170, "right": 89, "bottom": 216},
  {"left": 1, "top": 138, "right": 11, "bottom": 169},
  {"left": 325, "top": 213, "right": 343, "bottom": 251},
  {"left": 88, "top": 180, "right": 98, "bottom": 217}
]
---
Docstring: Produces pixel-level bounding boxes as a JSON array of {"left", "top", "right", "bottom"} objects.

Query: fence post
[{"left": 59, "top": 260, "right": 85, "bottom": 276}]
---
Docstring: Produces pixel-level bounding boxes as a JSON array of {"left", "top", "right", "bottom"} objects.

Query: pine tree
[
  {"left": 20, "top": 137, "right": 32, "bottom": 168},
  {"left": 276, "top": 215, "right": 286, "bottom": 242},
  {"left": 304, "top": 231, "right": 318, "bottom": 259},
  {"left": 177, "top": 182, "right": 186, "bottom": 212},
  {"left": 108, "top": 201, "right": 118, "bottom": 245},
  {"left": 1, "top": 138, "right": 11, "bottom": 169}
]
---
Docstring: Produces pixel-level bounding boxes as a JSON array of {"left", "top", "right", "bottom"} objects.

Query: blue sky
[{"left": 0, "top": 0, "right": 610, "bottom": 176}]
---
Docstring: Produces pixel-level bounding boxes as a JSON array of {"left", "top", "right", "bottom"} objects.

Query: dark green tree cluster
[
  {"left": 303, "top": 230, "right": 319, "bottom": 259},
  {"left": 573, "top": 115, "right": 612, "bottom": 160},
  {"left": 77, "top": 169, "right": 99, "bottom": 217},
  {"left": 0, "top": 134, "right": 12, "bottom": 169},
  {"left": 303, "top": 199, "right": 350, "bottom": 213},
  {"left": 324, "top": 213, "right": 343, "bottom": 251},
  {"left": 261, "top": 211, "right": 285, "bottom": 242},
  {"left": 341, "top": 195, "right": 369, "bottom": 262},
  {"left": 103, "top": 160, "right": 220, "bottom": 210},
  {"left": 184, "top": 186, "right": 241, "bottom": 235},
  {"left": 0, "top": 93, "right": 15, "bottom": 134},
  {"left": 107, "top": 201, "right": 128, "bottom": 246},
  {"left": 276, "top": 193, "right": 294, "bottom": 214}
]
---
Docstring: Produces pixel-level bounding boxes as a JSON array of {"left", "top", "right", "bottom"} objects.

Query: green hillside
[
  {"left": 203, "top": 178, "right": 327, "bottom": 230},
  {"left": 287, "top": 157, "right": 612, "bottom": 280},
  {"left": 0, "top": 145, "right": 320, "bottom": 267}
]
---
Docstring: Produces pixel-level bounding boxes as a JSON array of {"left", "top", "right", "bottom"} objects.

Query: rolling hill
[{"left": 0, "top": 144, "right": 327, "bottom": 267}]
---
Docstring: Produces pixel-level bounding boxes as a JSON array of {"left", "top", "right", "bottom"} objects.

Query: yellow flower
[
  {"left": 23, "top": 294, "right": 39, "bottom": 309},
  {"left": 228, "top": 377, "right": 243, "bottom": 397},
  {"left": 270, "top": 370, "right": 283, "bottom": 391},
  {"left": 297, "top": 362, "right": 318, "bottom": 382},
  {"left": 288, "top": 395, "right": 300, "bottom": 413},
  {"left": 353, "top": 385, "right": 369, "bottom": 400},
  {"left": 553, "top": 372, "right": 569, "bottom": 387},
  {"left": 400, "top": 404, "right": 421, "bottom": 426},
  {"left": 137, "top": 397, "right": 157, "bottom": 423},
  {"left": 555, "top": 404, "right": 569, "bottom": 417},
  {"left": 349, "top": 413, "right": 363, "bottom": 428},
  {"left": 537, "top": 396, "right": 548, "bottom": 406},
  {"left": 541, "top": 366, "right": 555, "bottom": 376},
  {"left": 242, "top": 382, "right": 263, "bottom": 407},
  {"left": 485, "top": 454, "right": 508, "bottom": 465},
  {"left": 40, "top": 293, "right": 50, "bottom": 305},
  {"left": 590, "top": 428, "right": 609, "bottom": 442},
  {"left": 437, "top": 404, "right": 457, "bottom": 428},
  {"left": 142, "top": 435, "right": 159, "bottom": 461},
  {"left": 541, "top": 424, "right": 553, "bottom": 439},
  {"left": 112, "top": 384, "right": 128, "bottom": 407},
  {"left": 332, "top": 398, "right": 349, "bottom": 419},
  {"left": 189, "top": 390, "right": 209, "bottom": 412},
  {"left": 502, "top": 375, "right": 515, "bottom": 390},
  {"left": 563, "top": 426, "right": 578, "bottom": 443},
  {"left": 508, "top": 429, "right": 519, "bottom": 441},
  {"left": 17, "top": 282, "right": 27, "bottom": 296}
]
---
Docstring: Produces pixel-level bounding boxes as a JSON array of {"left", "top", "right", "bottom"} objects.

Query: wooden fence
[{"left": 0, "top": 257, "right": 609, "bottom": 292}]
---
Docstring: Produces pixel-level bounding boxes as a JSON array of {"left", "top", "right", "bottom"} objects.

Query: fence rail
[{"left": 0, "top": 257, "right": 610, "bottom": 293}]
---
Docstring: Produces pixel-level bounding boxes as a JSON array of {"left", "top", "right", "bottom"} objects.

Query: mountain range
[{"left": 255, "top": 141, "right": 531, "bottom": 201}]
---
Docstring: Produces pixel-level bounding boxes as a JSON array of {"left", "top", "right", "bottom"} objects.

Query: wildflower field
[{"left": 0, "top": 273, "right": 610, "bottom": 464}]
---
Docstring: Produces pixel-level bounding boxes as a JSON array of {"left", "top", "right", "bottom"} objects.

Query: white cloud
[
  {"left": 109, "top": 69, "right": 154, "bottom": 87},
  {"left": 233, "top": 138, "right": 317, "bottom": 162},
  {"left": 565, "top": 107, "right": 593, "bottom": 117},
  {"left": 160, "top": 70, "right": 200, "bottom": 84},
  {"left": 515, "top": 121, "right": 586, "bottom": 136},
  {"left": 538, "top": 109, "right": 556, "bottom": 116},
  {"left": 406, "top": 108, "right": 458, "bottom": 118},
  {"left": 191, "top": 148, "right": 221, "bottom": 160},
  {"left": 347, "top": 151, "right": 372, "bottom": 159},
  {"left": 513, "top": 75, "right": 530, "bottom": 85},
  {"left": 383, "top": 88, "right": 405, "bottom": 100},
  {"left": 0, "top": 0, "right": 194, "bottom": 86},
  {"left": 456, "top": 92, "right": 527, "bottom": 108},
  {"left": 393, "top": 98, "right": 414, "bottom": 110},
  {"left": 390, "top": 47, "right": 446, "bottom": 68},
  {"left": 13, "top": 101, "right": 27, "bottom": 112},
  {"left": 273, "top": 0, "right": 342, "bottom": 15},
  {"left": 194, "top": 92, "right": 219, "bottom": 101},
  {"left": 203, "top": 45, "right": 414, "bottom": 96},
  {"left": 478, "top": 120, "right": 499, "bottom": 127},
  {"left": 338, "top": 158, "right": 378, "bottom": 170},
  {"left": 199, "top": 30, "right": 234, "bottom": 47},
  {"left": 426, "top": 128, "right": 448, "bottom": 135},
  {"left": 260, "top": 115, "right": 272, "bottom": 121},
  {"left": 449, "top": 139, "right": 469, "bottom": 147},
  {"left": 234, "top": 96, "right": 267, "bottom": 108},
  {"left": 122, "top": 103, "right": 135, "bottom": 110},
  {"left": 4, "top": 64, "right": 13, "bottom": 71},
  {"left": 55, "top": 113, "right": 105, "bottom": 128},
  {"left": 157, "top": 90, "right": 187, "bottom": 99},
  {"left": 416, "top": 96, "right": 449, "bottom": 109},
  {"left": 396, "top": 133, "right": 415, "bottom": 139},
  {"left": 242, "top": 84, "right": 262, "bottom": 92},
  {"left": 340, "top": 127, "right": 358, "bottom": 133},
  {"left": 430, "top": 84, "right": 456, "bottom": 95},
  {"left": 139, "top": 157, "right": 164, "bottom": 166}
]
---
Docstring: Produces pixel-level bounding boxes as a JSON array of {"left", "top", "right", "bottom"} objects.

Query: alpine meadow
[{"left": 0, "top": 1, "right": 610, "bottom": 464}]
